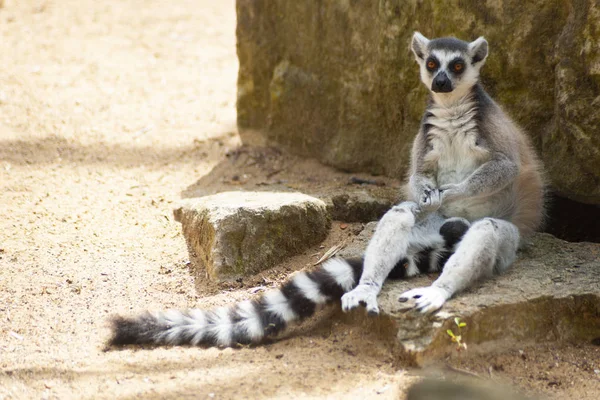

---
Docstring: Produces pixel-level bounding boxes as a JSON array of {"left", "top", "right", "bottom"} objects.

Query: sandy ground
[{"left": 0, "top": 1, "right": 598, "bottom": 399}]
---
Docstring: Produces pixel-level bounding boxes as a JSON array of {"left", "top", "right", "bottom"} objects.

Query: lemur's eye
[
  {"left": 454, "top": 63, "right": 464, "bottom": 72},
  {"left": 427, "top": 60, "right": 437, "bottom": 70}
]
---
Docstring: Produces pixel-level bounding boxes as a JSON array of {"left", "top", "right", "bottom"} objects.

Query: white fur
[
  {"left": 292, "top": 272, "right": 329, "bottom": 304},
  {"left": 322, "top": 258, "right": 356, "bottom": 292},
  {"left": 263, "top": 289, "right": 297, "bottom": 323},
  {"left": 157, "top": 309, "right": 208, "bottom": 345},
  {"left": 469, "top": 37, "right": 489, "bottom": 62},
  {"left": 206, "top": 306, "right": 233, "bottom": 347},
  {"left": 411, "top": 31, "right": 430, "bottom": 61},
  {"left": 425, "top": 97, "right": 481, "bottom": 186},
  {"left": 235, "top": 300, "right": 264, "bottom": 342},
  {"left": 362, "top": 203, "right": 417, "bottom": 282},
  {"left": 163, "top": 309, "right": 185, "bottom": 324},
  {"left": 188, "top": 309, "right": 208, "bottom": 346},
  {"left": 432, "top": 50, "right": 462, "bottom": 66}
]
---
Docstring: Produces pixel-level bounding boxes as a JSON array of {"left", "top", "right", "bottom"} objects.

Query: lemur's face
[{"left": 411, "top": 32, "right": 488, "bottom": 96}]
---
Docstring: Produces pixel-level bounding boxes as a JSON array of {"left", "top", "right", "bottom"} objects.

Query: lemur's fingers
[
  {"left": 429, "top": 189, "right": 441, "bottom": 208},
  {"left": 420, "top": 189, "right": 441, "bottom": 212},
  {"left": 341, "top": 284, "right": 379, "bottom": 315},
  {"left": 398, "top": 286, "right": 450, "bottom": 314},
  {"left": 419, "top": 193, "right": 431, "bottom": 208},
  {"left": 439, "top": 183, "right": 465, "bottom": 202}
]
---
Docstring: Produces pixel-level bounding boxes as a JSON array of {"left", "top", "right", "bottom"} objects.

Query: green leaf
[
  {"left": 454, "top": 317, "right": 460, "bottom": 326},
  {"left": 446, "top": 329, "right": 455, "bottom": 338},
  {"left": 459, "top": 322, "right": 467, "bottom": 328}
]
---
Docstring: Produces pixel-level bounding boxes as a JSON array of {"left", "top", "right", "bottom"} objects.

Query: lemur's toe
[
  {"left": 366, "top": 303, "right": 380, "bottom": 316},
  {"left": 398, "top": 286, "right": 450, "bottom": 314}
]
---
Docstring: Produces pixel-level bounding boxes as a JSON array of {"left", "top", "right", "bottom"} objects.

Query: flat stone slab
[
  {"left": 341, "top": 228, "right": 600, "bottom": 366},
  {"left": 173, "top": 191, "right": 330, "bottom": 282}
]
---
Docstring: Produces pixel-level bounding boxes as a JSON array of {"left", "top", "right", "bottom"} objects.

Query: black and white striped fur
[{"left": 108, "top": 220, "right": 468, "bottom": 348}]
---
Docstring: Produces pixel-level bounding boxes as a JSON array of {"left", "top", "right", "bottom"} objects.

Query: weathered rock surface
[
  {"left": 236, "top": 0, "right": 600, "bottom": 205},
  {"left": 182, "top": 146, "right": 400, "bottom": 223},
  {"left": 339, "top": 227, "right": 600, "bottom": 366},
  {"left": 328, "top": 192, "right": 392, "bottom": 223},
  {"left": 173, "top": 191, "right": 330, "bottom": 281}
]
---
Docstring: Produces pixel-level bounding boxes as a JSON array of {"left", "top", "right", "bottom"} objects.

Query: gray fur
[
  {"left": 429, "top": 37, "right": 469, "bottom": 54},
  {"left": 341, "top": 32, "right": 544, "bottom": 315}
]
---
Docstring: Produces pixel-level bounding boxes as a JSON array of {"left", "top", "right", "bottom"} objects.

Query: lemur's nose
[{"left": 432, "top": 72, "right": 453, "bottom": 93}]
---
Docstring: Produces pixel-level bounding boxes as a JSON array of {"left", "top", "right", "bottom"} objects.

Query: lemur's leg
[
  {"left": 399, "top": 218, "right": 520, "bottom": 313},
  {"left": 341, "top": 202, "right": 444, "bottom": 315}
]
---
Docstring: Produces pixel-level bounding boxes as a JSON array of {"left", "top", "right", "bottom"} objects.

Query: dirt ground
[{"left": 0, "top": 1, "right": 598, "bottom": 399}]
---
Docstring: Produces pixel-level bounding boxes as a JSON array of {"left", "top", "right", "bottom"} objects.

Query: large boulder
[
  {"left": 173, "top": 191, "right": 330, "bottom": 281},
  {"left": 236, "top": 0, "right": 600, "bottom": 205}
]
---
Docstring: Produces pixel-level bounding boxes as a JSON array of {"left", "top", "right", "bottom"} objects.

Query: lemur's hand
[
  {"left": 341, "top": 284, "right": 380, "bottom": 315},
  {"left": 419, "top": 186, "right": 442, "bottom": 212},
  {"left": 398, "top": 286, "right": 451, "bottom": 314},
  {"left": 439, "top": 183, "right": 466, "bottom": 202}
]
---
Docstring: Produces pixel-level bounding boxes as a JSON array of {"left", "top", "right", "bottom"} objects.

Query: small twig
[
  {"left": 313, "top": 242, "right": 346, "bottom": 266},
  {"left": 266, "top": 168, "right": 284, "bottom": 179}
]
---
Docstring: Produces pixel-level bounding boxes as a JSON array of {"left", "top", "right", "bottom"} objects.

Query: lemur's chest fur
[{"left": 422, "top": 100, "right": 490, "bottom": 186}]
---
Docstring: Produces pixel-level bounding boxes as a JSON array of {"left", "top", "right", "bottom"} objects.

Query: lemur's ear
[
  {"left": 469, "top": 37, "right": 488, "bottom": 65},
  {"left": 411, "top": 32, "right": 430, "bottom": 61}
]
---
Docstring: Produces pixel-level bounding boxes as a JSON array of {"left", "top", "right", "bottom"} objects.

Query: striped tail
[{"left": 107, "top": 258, "right": 363, "bottom": 348}]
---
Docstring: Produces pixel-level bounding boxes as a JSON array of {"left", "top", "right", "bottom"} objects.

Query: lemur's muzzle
[{"left": 432, "top": 72, "right": 453, "bottom": 93}]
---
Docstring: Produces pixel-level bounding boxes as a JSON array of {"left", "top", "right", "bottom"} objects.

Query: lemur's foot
[
  {"left": 341, "top": 284, "right": 380, "bottom": 316},
  {"left": 398, "top": 286, "right": 451, "bottom": 314}
]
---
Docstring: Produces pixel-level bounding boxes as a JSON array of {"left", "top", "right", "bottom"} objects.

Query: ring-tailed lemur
[
  {"left": 340, "top": 32, "right": 544, "bottom": 315},
  {"left": 107, "top": 32, "right": 544, "bottom": 348}
]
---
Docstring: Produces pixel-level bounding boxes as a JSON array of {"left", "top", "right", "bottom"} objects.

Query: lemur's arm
[
  {"left": 440, "top": 152, "right": 518, "bottom": 201},
  {"left": 408, "top": 129, "right": 441, "bottom": 211}
]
